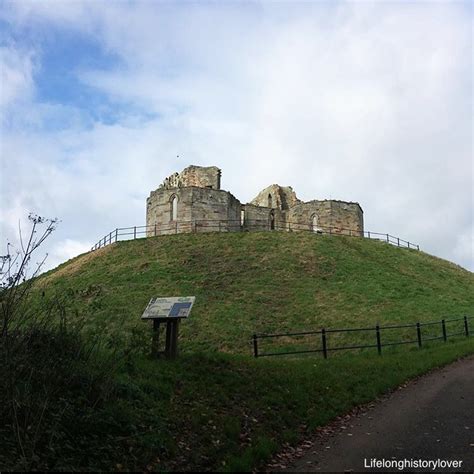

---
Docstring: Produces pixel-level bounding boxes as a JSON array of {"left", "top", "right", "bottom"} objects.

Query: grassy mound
[
  {"left": 36, "top": 232, "right": 473, "bottom": 354},
  {"left": 4, "top": 231, "right": 469, "bottom": 471}
]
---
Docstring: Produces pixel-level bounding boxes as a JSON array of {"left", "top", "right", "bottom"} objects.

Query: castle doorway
[{"left": 270, "top": 210, "right": 275, "bottom": 230}]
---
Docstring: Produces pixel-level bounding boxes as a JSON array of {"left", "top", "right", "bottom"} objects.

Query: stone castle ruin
[{"left": 146, "top": 165, "right": 363, "bottom": 235}]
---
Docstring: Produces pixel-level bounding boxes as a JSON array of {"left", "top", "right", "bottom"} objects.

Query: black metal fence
[
  {"left": 252, "top": 315, "right": 472, "bottom": 358},
  {"left": 91, "top": 220, "right": 420, "bottom": 251}
]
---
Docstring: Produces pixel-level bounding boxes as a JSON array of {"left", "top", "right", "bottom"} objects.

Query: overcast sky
[{"left": 0, "top": 1, "right": 472, "bottom": 273}]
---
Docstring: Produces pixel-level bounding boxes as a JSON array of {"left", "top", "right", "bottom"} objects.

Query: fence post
[
  {"left": 115, "top": 228, "right": 118, "bottom": 242},
  {"left": 442, "top": 319, "right": 447, "bottom": 342},
  {"left": 376, "top": 325, "right": 382, "bottom": 355},
  {"left": 368, "top": 231, "right": 371, "bottom": 239},
  {"left": 134, "top": 226, "right": 137, "bottom": 239},
  {"left": 464, "top": 316, "right": 469, "bottom": 337},
  {"left": 321, "top": 328, "right": 328, "bottom": 359},
  {"left": 397, "top": 237, "right": 400, "bottom": 247},
  {"left": 416, "top": 322, "right": 422, "bottom": 348},
  {"left": 253, "top": 334, "right": 259, "bottom": 358},
  {"left": 417, "top": 245, "right": 419, "bottom": 251},
  {"left": 386, "top": 233, "right": 389, "bottom": 243},
  {"left": 408, "top": 242, "right": 410, "bottom": 249}
]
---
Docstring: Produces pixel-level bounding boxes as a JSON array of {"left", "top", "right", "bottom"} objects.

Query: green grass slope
[
  {"left": 36, "top": 232, "right": 473, "bottom": 354},
  {"left": 13, "top": 232, "right": 473, "bottom": 471}
]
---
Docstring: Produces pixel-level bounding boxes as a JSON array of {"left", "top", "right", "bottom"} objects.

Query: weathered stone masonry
[{"left": 146, "top": 165, "right": 363, "bottom": 235}]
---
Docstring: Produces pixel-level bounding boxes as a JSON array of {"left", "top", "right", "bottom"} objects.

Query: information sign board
[{"left": 141, "top": 296, "right": 196, "bottom": 319}]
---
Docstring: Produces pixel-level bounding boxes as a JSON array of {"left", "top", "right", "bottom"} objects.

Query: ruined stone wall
[
  {"left": 326, "top": 201, "right": 364, "bottom": 235},
  {"left": 146, "top": 186, "right": 240, "bottom": 235},
  {"left": 288, "top": 200, "right": 363, "bottom": 235},
  {"left": 189, "top": 187, "right": 241, "bottom": 232},
  {"left": 160, "top": 165, "right": 221, "bottom": 190},
  {"left": 250, "top": 184, "right": 300, "bottom": 210},
  {"left": 242, "top": 204, "right": 270, "bottom": 231},
  {"left": 146, "top": 164, "right": 363, "bottom": 237},
  {"left": 146, "top": 187, "right": 194, "bottom": 235},
  {"left": 242, "top": 204, "right": 286, "bottom": 231}
]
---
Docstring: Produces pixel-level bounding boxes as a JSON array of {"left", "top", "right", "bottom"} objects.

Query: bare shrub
[{"left": 0, "top": 215, "right": 122, "bottom": 470}]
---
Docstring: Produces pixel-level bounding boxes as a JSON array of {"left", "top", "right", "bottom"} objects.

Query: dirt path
[{"left": 280, "top": 356, "right": 474, "bottom": 472}]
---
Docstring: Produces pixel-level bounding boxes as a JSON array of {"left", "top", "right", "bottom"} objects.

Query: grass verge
[{"left": 3, "top": 336, "right": 470, "bottom": 471}]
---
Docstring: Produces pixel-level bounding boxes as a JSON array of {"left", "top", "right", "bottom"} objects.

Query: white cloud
[
  {"left": 0, "top": 45, "right": 36, "bottom": 118},
  {"left": 45, "top": 238, "right": 92, "bottom": 272},
  {"left": 0, "top": 1, "right": 472, "bottom": 271}
]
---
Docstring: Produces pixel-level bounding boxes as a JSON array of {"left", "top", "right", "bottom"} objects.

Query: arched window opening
[
  {"left": 270, "top": 210, "right": 275, "bottom": 230},
  {"left": 170, "top": 195, "right": 178, "bottom": 221},
  {"left": 311, "top": 214, "right": 321, "bottom": 233},
  {"left": 268, "top": 194, "right": 273, "bottom": 209},
  {"left": 240, "top": 209, "right": 245, "bottom": 226}
]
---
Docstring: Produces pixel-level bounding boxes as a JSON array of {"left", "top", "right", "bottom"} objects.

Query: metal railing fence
[
  {"left": 91, "top": 219, "right": 420, "bottom": 251},
  {"left": 252, "top": 315, "right": 472, "bottom": 359}
]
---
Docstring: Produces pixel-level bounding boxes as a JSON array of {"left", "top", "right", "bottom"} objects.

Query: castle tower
[{"left": 146, "top": 165, "right": 240, "bottom": 234}]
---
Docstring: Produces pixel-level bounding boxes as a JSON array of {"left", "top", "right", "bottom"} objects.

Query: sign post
[{"left": 141, "top": 296, "right": 195, "bottom": 359}]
